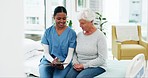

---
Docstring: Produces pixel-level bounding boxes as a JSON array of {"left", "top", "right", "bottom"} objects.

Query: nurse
[{"left": 39, "top": 6, "right": 76, "bottom": 78}]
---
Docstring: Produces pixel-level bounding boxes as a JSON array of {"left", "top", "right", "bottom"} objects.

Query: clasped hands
[
  {"left": 51, "top": 58, "right": 64, "bottom": 70},
  {"left": 73, "top": 64, "right": 84, "bottom": 71}
]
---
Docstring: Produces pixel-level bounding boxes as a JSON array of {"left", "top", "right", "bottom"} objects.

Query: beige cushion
[
  {"left": 121, "top": 44, "right": 146, "bottom": 57},
  {"left": 116, "top": 26, "right": 139, "bottom": 42}
]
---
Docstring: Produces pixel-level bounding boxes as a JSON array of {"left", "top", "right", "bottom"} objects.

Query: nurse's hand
[
  {"left": 55, "top": 64, "right": 64, "bottom": 70},
  {"left": 51, "top": 58, "right": 58, "bottom": 67}
]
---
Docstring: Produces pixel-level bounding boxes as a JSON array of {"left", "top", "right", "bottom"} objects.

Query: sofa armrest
[
  {"left": 139, "top": 39, "right": 148, "bottom": 48},
  {"left": 112, "top": 41, "right": 121, "bottom": 60}
]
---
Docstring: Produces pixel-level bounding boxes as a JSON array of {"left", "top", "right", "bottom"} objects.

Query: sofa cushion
[
  {"left": 116, "top": 26, "right": 139, "bottom": 42},
  {"left": 121, "top": 44, "right": 147, "bottom": 57}
]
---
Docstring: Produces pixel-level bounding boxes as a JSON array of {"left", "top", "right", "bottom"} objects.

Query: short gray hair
[{"left": 77, "top": 8, "right": 95, "bottom": 22}]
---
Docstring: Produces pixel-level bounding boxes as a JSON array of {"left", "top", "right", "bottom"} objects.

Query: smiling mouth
[{"left": 59, "top": 23, "right": 64, "bottom": 26}]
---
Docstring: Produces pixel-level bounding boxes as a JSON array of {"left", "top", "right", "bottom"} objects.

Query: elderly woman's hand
[{"left": 73, "top": 64, "right": 84, "bottom": 71}]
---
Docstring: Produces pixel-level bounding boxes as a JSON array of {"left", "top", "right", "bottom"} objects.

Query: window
[
  {"left": 24, "top": 0, "right": 45, "bottom": 41},
  {"left": 24, "top": 0, "right": 66, "bottom": 41},
  {"left": 26, "top": 17, "right": 39, "bottom": 24}
]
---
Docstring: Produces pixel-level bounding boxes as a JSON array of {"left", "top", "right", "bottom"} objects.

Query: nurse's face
[{"left": 54, "top": 12, "right": 67, "bottom": 28}]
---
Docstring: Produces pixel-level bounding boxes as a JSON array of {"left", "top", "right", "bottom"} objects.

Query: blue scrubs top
[{"left": 41, "top": 25, "right": 76, "bottom": 62}]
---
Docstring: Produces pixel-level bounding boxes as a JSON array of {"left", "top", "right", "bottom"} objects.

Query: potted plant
[
  {"left": 94, "top": 12, "right": 107, "bottom": 35},
  {"left": 67, "top": 20, "right": 72, "bottom": 28}
]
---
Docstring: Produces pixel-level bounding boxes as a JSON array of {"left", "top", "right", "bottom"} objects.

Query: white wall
[
  {"left": 104, "top": 0, "right": 119, "bottom": 24},
  {"left": 45, "top": 0, "right": 52, "bottom": 28},
  {"left": 142, "top": 0, "right": 148, "bottom": 40},
  {"left": 145, "top": 0, "right": 148, "bottom": 41},
  {"left": 66, "top": 0, "right": 82, "bottom": 34},
  {"left": 119, "top": 0, "right": 129, "bottom": 23},
  {"left": 0, "top": 0, "right": 24, "bottom": 77}
]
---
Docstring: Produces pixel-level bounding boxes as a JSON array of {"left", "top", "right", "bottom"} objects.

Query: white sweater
[{"left": 72, "top": 30, "right": 108, "bottom": 69}]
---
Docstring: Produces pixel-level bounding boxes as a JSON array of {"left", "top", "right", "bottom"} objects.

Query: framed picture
[{"left": 76, "top": 0, "right": 87, "bottom": 12}]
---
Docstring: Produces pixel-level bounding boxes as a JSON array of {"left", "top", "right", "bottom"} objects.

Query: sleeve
[
  {"left": 83, "top": 33, "right": 108, "bottom": 69},
  {"left": 72, "top": 51, "right": 79, "bottom": 65},
  {"left": 42, "top": 44, "right": 54, "bottom": 62},
  {"left": 41, "top": 30, "right": 49, "bottom": 45},
  {"left": 69, "top": 30, "right": 77, "bottom": 48},
  {"left": 63, "top": 48, "right": 74, "bottom": 69}
]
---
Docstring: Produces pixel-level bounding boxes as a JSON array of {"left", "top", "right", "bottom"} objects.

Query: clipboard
[{"left": 44, "top": 62, "right": 68, "bottom": 66}]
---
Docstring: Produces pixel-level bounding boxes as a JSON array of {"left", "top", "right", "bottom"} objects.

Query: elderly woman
[{"left": 66, "top": 9, "right": 107, "bottom": 78}]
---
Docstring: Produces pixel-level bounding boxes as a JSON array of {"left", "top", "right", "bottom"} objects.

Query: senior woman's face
[
  {"left": 79, "top": 19, "right": 92, "bottom": 31},
  {"left": 54, "top": 12, "right": 67, "bottom": 28}
]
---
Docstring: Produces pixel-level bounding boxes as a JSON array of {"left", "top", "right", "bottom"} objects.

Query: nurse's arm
[
  {"left": 42, "top": 44, "right": 54, "bottom": 62},
  {"left": 63, "top": 48, "right": 74, "bottom": 69}
]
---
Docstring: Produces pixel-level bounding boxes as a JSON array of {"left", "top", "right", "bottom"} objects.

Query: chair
[{"left": 112, "top": 25, "right": 148, "bottom": 60}]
